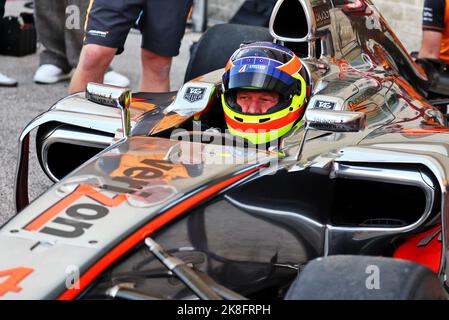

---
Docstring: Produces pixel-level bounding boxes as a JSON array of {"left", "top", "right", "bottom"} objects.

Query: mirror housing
[
  {"left": 15, "top": 84, "right": 132, "bottom": 213},
  {"left": 305, "top": 108, "right": 366, "bottom": 133},
  {"left": 86, "top": 82, "right": 131, "bottom": 138},
  {"left": 293, "top": 109, "right": 366, "bottom": 161}
]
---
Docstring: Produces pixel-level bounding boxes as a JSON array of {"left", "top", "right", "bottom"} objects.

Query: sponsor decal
[
  {"left": 239, "top": 65, "right": 266, "bottom": 73},
  {"left": 184, "top": 87, "right": 206, "bottom": 103},
  {"left": 423, "top": 7, "right": 433, "bottom": 22},
  {"left": 249, "top": 65, "right": 267, "bottom": 70},
  {"left": 22, "top": 158, "right": 184, "bottom": 239},
  {"left": 313, "top": 3, "right": 332, "bottom": 29},
  {"left": 23, "top": 184, "right": 126, "bottom": 238},
  {"left": 87, "top": 30, "right": 109, "bottom": 38},
  {"left": 314, "top": 100, "right": 336, "bottom": 110}
]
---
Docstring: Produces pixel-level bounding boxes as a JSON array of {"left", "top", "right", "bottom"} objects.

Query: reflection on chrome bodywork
[{"left": 8, "top": 0, "right": 449, "bottom": 299}]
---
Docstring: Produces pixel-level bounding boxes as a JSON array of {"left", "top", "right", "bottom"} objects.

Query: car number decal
[{"left": 0, "top": 267, "right": 34, "bottom": 297}]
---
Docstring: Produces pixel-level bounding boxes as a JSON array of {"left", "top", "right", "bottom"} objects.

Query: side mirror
[
  {"left": 15, "top": 83, "right": 132, "bottom": 212},
  {"left": 86, "top": 82, "right": 131, "bottom": 138},
  {"left": 305, "top": 109, "right": 366, "bottom": 133},
  {"left": 294, "top": 109, "right": 366, "bottom": 161}
]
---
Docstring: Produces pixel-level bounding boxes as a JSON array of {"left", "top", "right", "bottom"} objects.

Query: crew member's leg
[
  {"left": 69, "top": 44, "right": 117, "bottom": 93},
  {"left": 140, "top": 0, "right": 192, "bottom": 92},
  {"left": 34, "top": 0, "right": 72, "bottom": 83},
  {"left": 140, "top": 49, "right": 172, "bottom": 92},
  {"left": 69, "top": 0, "right": 141, "bottom": 93},
  {"left": 66, "top": 0, "right": 128, "bottom": 87}
]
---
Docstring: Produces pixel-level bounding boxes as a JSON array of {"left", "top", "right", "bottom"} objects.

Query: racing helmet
[{"left": 222, "top": 42, "right": 307, "bottom": 145}]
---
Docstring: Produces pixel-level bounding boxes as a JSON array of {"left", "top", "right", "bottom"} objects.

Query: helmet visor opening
[
  {"left": 224, "top": 68, "right": 299, "bottom": 99},
  {"left": 224, "top": 89, "right": 294, "bottom": 115}
]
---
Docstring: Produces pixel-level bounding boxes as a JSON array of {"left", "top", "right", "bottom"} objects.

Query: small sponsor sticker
[
  {"left": 239, "top": 65, "right": 247, "bottom": 73},
  {"left": 314, "top": 100, "right": 336, "bottom": 109},
  {"left": 313, "top": 3, "right": 332, "bottom": 29},
  {"left": 87, "top": 30, "right": 109, "bottom": 38},
  {"left": 238, "top": 65, "right": 267, "bottom": 73},
  {"left": 184, "top": 87, "right": 206, "bottom": 103}
]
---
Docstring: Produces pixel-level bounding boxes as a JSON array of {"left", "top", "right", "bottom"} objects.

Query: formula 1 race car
[{"left": 2, "top": 0, "right": 449, "bottom": 300}]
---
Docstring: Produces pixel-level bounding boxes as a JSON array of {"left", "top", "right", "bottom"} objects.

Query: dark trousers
[
  {"left": 0, "top": 0, "right": 4, "bottom": 19},
  {"left": 0, "top": 0, "right": 5, "bottom": 37}
]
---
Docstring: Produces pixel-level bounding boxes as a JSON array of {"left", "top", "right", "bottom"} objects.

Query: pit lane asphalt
[{"left": 0, "top": 30, "right": 201, "bottom": 226}]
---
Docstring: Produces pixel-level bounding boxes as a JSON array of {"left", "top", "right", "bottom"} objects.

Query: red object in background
[
  {"left": 394, "top": 225, "right": 442, "bottom": 273},
  {"left": 345, "top": 0, "right": 365, "bottom": 10}
]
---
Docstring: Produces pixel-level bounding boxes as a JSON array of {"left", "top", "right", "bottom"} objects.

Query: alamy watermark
[
  {"left": 65, "top": 5, "right": 82, "bottom": 30},
  {"left": 65, "top": 265, "right": 80, "bottom": 290},
  {"left": 365, "top": 264, "right": 380, "bottom": 290}
]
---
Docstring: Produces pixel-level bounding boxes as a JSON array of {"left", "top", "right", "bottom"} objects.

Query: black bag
[
  {"left": 0, "top": 12, "right": 37, "bottom": 57},
  {"left": 229, "top": 0, "right": 277, "bottom": 27}
]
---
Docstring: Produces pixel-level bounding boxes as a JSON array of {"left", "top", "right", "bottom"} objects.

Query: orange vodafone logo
[
  {"left": 23, "top": 184, "right": 126, "bottom": 238},
  {"left": 22, "top": 158, "right": 184, "bottom": 239}
]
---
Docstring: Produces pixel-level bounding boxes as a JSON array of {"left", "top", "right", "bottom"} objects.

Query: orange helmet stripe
[
  {"left": 277, "top": 56, "right": 302, "bottom": 75},
  {"left": 224, "top": 59, "right": 234, "bottom": 72},
  {"left": 224, "top": 106, "right": 304, "bottom": 132}
]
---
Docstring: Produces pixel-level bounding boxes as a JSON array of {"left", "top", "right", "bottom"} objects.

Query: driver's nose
[{"left": 247, "top": 100, "right": 260, "bottom": 114}]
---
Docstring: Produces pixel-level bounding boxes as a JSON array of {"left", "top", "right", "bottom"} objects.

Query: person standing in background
[
  {"left": 33, "top": 0, "right": 129, "bottom": 86},
  {"left": 69, "top": 0, "right": 193, "bottom": 94},
  {"left": 0, "top": 0, "right": 18, "bottom": 87},
  {"left": 418, "top": 0, "right": 449, "bottom": 64}
]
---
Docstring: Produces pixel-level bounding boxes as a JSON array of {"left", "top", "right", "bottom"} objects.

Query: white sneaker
[
  {"left": 104, "top": 70, "right": 130, "bottom": 87},
  {"left": 0, "top": 72, "right": 18, "bottom": 87},
  {"left": 34, "top": 64, "right": 71, "bottom": 84}
]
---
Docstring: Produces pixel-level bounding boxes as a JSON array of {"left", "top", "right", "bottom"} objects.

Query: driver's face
[{"left": 236, "top": 90, "right": 279, "bottom": 114}]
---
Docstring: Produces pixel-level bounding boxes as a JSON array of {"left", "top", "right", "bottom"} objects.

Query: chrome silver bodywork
[
  {"left": 85, "top": 82, "right": 132, "bottom": 138},
  {"left": 5, "top": 0, "right": 449, "bottom": 299},
  {"left": 305, "top": 109, "right": 367, "bottom": 132}
]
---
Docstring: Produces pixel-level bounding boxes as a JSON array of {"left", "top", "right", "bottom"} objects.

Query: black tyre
[
  {"left": 184, "top": 23, "right": 273, "bottom": 82},
  {"left": 285, "top": 255, "right": 448, "bottom": 300}
]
